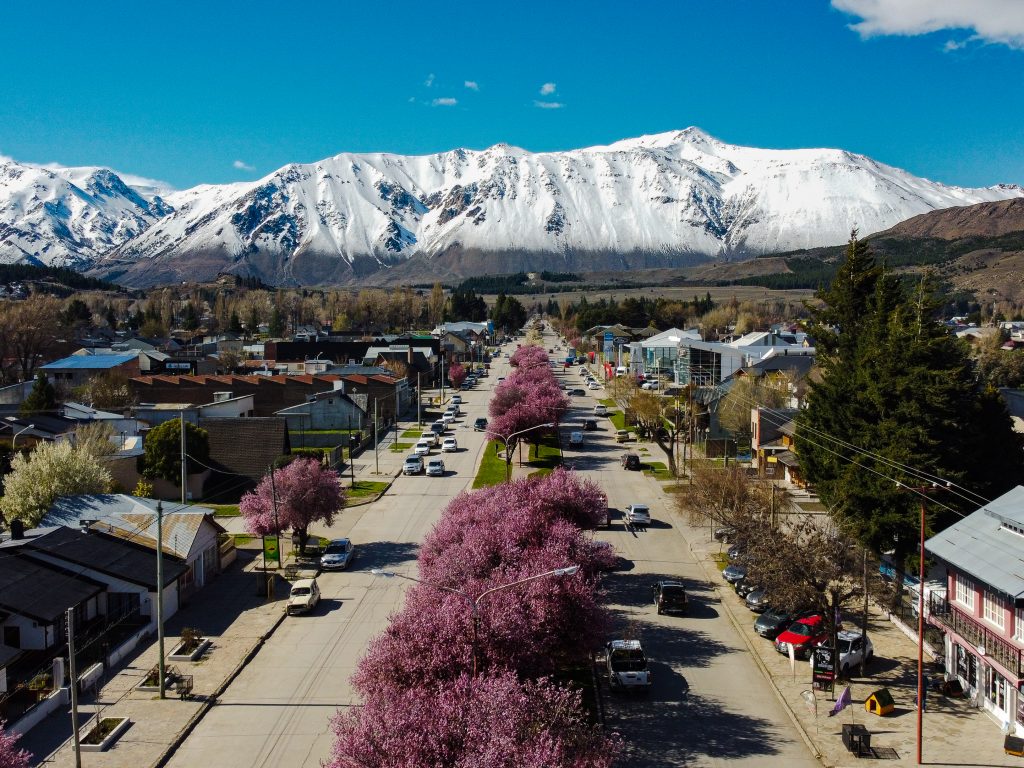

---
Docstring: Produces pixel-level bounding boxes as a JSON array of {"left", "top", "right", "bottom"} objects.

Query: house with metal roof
[
  {"left": 926, "top": 485, "right": 1024, "bottom": 734},
  {"left": 40, "top": 352, "right": 140, "bottom": 388}
]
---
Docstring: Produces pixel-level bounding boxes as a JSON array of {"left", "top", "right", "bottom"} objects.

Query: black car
[
  {"left": 474, "top": 417, "right": 488, "bottom": 431},
  {"left": 568, "top": 388, "right": 586, "bottom": 396},
  {"left": 735, "top": 578, "right": 758, "bottom": 599},
  {"left": 653, "top": 581, "right": 687, "bottom": 615},
  {"left": 583, "top": 419, "right": 599, "bottom": 431},
  {"left": 620, "top": 452, "right": 641, "bottom": 470},
  {"left": 754, "top": 607, "right": 802, "bottom": 639}
]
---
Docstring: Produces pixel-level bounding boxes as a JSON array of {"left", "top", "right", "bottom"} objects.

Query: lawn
[
  {"left": 608, "top": 411, "right": 626, "bottom": 431},
  {"left": 711, "top": 552, "right": 729, "bottom": 570},
  {"left": 641, "top": 461, "right": 673, "bottom": 480},
  {"left": 473, "top": 440, "right": 508, "bottom": 488},
  {"left": 346, "top": 480, "right": 390, "bottom": 501},
  {"left": 195, "top": 503, "right": 239, "bottom": 517},
  {"left": 389, "top": 442, "right": 413, "bottom": 452},
  {"left": 527, "top": 433, "right": 563, "bottom": 470},
  {"left": 401, "top": 429, "right": 423, "bottom": 438}
]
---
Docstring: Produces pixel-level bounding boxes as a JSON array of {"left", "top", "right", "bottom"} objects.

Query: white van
[{"left": 615, "top": 366, "right": 628, "bottom": 376}]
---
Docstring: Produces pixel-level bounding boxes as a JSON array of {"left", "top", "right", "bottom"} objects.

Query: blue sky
[{"left": 3, "top": 0, "right": 1023, "bottom": 189}]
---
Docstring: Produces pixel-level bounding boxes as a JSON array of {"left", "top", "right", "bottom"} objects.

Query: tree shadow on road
[{"left": 353, "top": 540, "right": 420, "bottom": 571}]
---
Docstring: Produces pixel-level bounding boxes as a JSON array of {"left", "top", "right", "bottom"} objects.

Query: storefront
[{"left": 950, "top": 639, "right": 1021, "bottom": 733}]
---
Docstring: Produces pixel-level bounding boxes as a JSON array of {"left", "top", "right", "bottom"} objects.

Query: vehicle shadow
[{"left": 352, "top": 541, "right": 420, "bottom": 571}]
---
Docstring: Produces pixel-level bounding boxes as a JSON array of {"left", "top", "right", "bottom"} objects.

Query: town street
[{"left": 166, "top": 340, "right": 818, "bottom": 768}]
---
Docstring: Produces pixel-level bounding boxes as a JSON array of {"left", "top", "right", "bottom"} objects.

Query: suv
[
  {"left": 605, "top": 639, "right": 652, "bottom": 693},
  {"left": 403, "top": 455, "right": 424, "bottom": 475},
  {"left": 414, "top": 439, "right": 432, "bottom": 456},
  {"left": 430, "top": 421, "right": 446, "bottom": 436},
  {"left": 583, "top": 419, "right": 599, "bottom": 431},
  {"left": 287, "top": 578, "right": 321, "bottom": 615},
  {"left": 474, "top": 417, "right": 488, "bottom": 431},
  {"left": 569, "top": 431, "right": 584, "bottom": 446},
  {"left": 615, "top": 429, "right": 630, "bottom": 443},
  {"left": 620, "top": 452, "right": 641, "bottom": 470},
  {"left": 653, "top": 581, "right": 687, "bottom": 615},
  {"left": 624, "top": 504, "right": 651, "bottom": 526},
  {"left": 594, "top": 404, "right": 608, "bottom": 417},
  {"left": 420, "top": 430, "right": 438, "bottom": 447}
]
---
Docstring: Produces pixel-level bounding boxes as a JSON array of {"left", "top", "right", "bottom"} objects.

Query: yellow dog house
[{"left": 865, "top": 688, "right": 895, "bottom": 716}]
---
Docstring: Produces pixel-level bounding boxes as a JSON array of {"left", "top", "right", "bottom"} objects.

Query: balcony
[{"left": 929, "top": 595, "right": 1023, "bottom": 679}]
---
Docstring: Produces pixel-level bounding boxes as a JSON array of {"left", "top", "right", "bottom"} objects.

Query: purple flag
[{"left": 829, "top": 685, "right": 852, "bottom": 717}]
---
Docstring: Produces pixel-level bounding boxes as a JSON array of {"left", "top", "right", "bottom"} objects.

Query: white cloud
[
  {"left": 464, "top": 80, "right": 479, "bottom": 91},
  {"left": 539, "top": 82, "right": 557, "bottom": 95},
  {"left": 425, "top": 73, "right": 435, "bottom": 87},
  {"left": 534, "top": 100, "right": 565, "bottom": 110},
  {"left": 943, "top": 38, "right": 968, "bottom": 52},
  {"left": 432, "top": 97, "right": 458, "bottom": 107},
  {"left": 233, "top": 160, "right": 255, "bottom": 172},
  {"left": 833, "top": 0, "right": 1024, "bottom": 49}
]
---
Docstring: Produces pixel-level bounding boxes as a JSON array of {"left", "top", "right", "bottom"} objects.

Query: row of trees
[
  {"left": 488, "top": 346, "right": 569, "bottom": 473},
  {"left": 329, "top": 469, "right": 620, "bottom": 767}
]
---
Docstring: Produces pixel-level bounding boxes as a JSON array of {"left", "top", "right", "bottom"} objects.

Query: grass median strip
[
  {"left": 346, "top": 480, "right": 390, "bottom": 503},
  {"left": 473, "top": 440, "right": 508, "bottom": 488}
]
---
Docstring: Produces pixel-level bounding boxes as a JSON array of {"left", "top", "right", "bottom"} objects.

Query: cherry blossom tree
[
  {"left": 240, "top": 457, "right": 345, "bottom": 553},
  {"left": 330, "top": 671, "right": 619, "bottom": 768},
  {"left": 447, "top": 361, "right": 467, "bottom": 390},
  {"left": 0, "top": 722, "right": 31, "bottom": 768}
]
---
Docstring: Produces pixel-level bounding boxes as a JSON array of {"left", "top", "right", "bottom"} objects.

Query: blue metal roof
[{"left": 40, "top": 353, "right": 137, "bottom": 370}]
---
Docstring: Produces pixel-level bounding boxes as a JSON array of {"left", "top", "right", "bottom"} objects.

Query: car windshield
[
  {"left": 610, "top": 649, "right": 647, "bottom": 671},
  {"left": 838, "top": 638, "right": 855, "bottom": 654},
  {"left": 291, "top": 587, "right": 311, "bottom": 596},
  {"left": 661, "top": 586, "right": 685, "bottom": 596},
  {"left": 631, "top": 506, "right": 649, "bottom": 513},
  {"left": 787, "top": 622, "right": 815, "bottom": 637},
  {"left": 324, "top": 542, "right": 349, "bottom": 554}
]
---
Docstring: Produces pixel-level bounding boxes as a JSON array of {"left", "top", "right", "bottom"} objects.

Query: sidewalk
[
  {"left": 21, "top": 551, "right": 287, "bottom": 768},
  {"left": 657, "top": 469, "right": 1021, "bottom": 767}
]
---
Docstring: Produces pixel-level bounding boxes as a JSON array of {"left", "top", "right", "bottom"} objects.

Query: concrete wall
[{"left": 8, "top": 685, "right": 69, "bottom": 736}]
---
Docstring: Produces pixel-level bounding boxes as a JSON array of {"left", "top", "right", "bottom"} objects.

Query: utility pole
[
  {"left": 179, "top": 412, "right": 187, "bottom": 504},
  {"left": 270, "top": 464, "right": 281, "bottom": 576},
  {"left": 373, "top": 399, "right": 379, "bottom": 475},
  {"left": 395, "top": 385, "right": 400, "bottom": 444},
  {"left": 417, "top": 371, "right": 422, "bottom": 427},
  {"left": 67, "top": 608, "right": 82, "bottom": 768},
  {"left": 156, "top": 500, "right": 166, "bottom": 699},
  {"left": 347, "top": 413, "right": 355, "bottom": 487}
]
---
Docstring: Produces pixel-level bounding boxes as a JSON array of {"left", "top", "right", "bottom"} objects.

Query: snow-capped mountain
[
  {"left": 0, "top": 158, "right": 173, "bottom": 268},
  {"left": 3, "top": 128, "right": 1022, "bottom": 285}
]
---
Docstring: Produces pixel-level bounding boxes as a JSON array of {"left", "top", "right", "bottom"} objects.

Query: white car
[
  {"left": 414, "top": 439, "right": 432, "bottom": 456},
  {"left": 320, "top": 538, "right": 355, "bottom": 570},
  {"left": 587, "top": 381, "right": 600, "bottom": 390},
  {"left": 287, "top": 578, "right": 321, "bottom": 615},
  {"left": 605, "top": 639, "right": 651, "bottom": 692},
  {"left": 594, "top": 405, "right": 609, "bottom": 417},
  {"left": 426, "top": 458, "right": 446, "bottom": 476},
  {"left": 824, "top": 630, "right": 875, "bottom": 675},
  {"left": 442, "top": 437, "right": 458, "bottom": 452},
  {"left": 641, "top": 380, "right": 660, "bottom": 390},
  {"left": 451, "top": 395, "right": 462, "bottom": 405},
  {"left": 403, "top": 455, "right": 424, "bottom": 475},
  {"left": 441, "top": 411, "right": 455, "bottom": 424},
  {"left": 569, "top": 431, "right": 584, "bottom": 446},
  {"left": 420, "top": 431, "right": 438, "bottom": 447},
  {"left": 624, "top": 504, "right": 651, "bottom": 526}
]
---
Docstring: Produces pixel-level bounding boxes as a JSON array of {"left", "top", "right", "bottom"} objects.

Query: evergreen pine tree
[{"left": 20, "top": 372, "right": 58, "bottom": 416}]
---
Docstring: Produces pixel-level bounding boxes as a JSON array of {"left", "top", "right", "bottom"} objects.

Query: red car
[{"left": 774, "top": 615, "right": 829, "bottom": 659}]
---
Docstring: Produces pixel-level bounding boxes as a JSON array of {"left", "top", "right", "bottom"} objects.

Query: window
[
  {"left": 1016, "top": 606, "right": 1024, "bottom": 642},
  {"left": 984, "top": 590, "right": 1006, "bottom": 630},
  {"left": 955, "top": 573, "right": 975, "bottom": 610}
]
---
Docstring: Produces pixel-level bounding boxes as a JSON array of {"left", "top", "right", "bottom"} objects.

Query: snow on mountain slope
[
  {"left": 0, "top": 158, "right": 173, "bottom": 267},
  {"left": 4, "top": 128, "right": 1022, "bottom": 284}
]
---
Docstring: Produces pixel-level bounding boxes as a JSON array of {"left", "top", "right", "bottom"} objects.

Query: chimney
[{"left": 9, "top": 519, "right": 24, "bottom": 540}]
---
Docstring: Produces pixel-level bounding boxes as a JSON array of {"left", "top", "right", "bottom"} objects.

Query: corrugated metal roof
[
  {"left": 41, "top": 353, "right": 137, "bottom": 370},
  {"left": 926, "top": 486, "right": 1024, "bottom": 600}
]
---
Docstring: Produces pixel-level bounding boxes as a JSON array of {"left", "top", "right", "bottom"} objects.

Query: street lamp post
[
  {"left": 12, "top": 423, "right": 34, "bottom": 449},
  {"left": 485, "top": 422, "right": 556, "bottom": 482},
  {"left": 371, "top": 565, "right": 580, "bottom": 676}
]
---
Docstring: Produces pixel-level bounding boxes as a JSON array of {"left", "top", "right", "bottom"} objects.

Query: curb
[
  {"left": 343, "top": 469, "right": 402, "bottom": 508},
  {"left": 151, "top": 607, "right": 289, "bottom": 768}
]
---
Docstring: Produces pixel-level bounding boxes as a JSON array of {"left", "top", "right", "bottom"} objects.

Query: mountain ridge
[{"left": 2, "top": 128, "right": 1021, "bottom": 287}]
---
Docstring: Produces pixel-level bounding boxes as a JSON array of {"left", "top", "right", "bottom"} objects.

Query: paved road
[
  {"left": 164, "top": 355, "right": 513, "bottom": 768},
  {"left": 167, "top": 333, "right": 819, "bottom": 767}
]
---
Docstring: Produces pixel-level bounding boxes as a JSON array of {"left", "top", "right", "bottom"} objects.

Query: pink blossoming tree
[
  {"left": 240, "top": 457, "right": 345, "bottom": 553},
  {"left": 447, "top": 361, "right": 467, "bottom": 390},
  {"left": 0, "top": 722, "right": 30, "bottom": 768}
]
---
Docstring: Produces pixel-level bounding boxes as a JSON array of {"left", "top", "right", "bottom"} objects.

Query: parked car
[
  {"left": 713, "top": 526, "right": 736, "bottom": 543},
  {"left": 441, "top": 411, "right": 455, "bottom": 424},
  {"left": 569, "top": 431, "right": 584, "bottom": 446},
  {"left": 594, "top": 405, "right": 609, "bottom": 416},
  {"left": 823, "top": 630, "right": 874, "bottom": 675},
  {"left": 605, "top": 639, "right": 652, "bottom": 693},
  {"left": 414, "top": 439, "right": 433, "bottom": 456},
  {"left": 403, "top": 455, "right": 424, "bottom": 475},
  {"left": 568, "top": 388, "right": 586, "bottom": 396},
  {"left": 320, "top": 538, "right": 355, "bottom": 570},
  {"left": 754, "top": 607, "right": 800, "bottom": 639},
  {"left": 735, "top": 578, "right": 758, "bottom": 599},
  {"left": 287, "top": 578, "right": 321, "bottom": 615},
  {"left": 641, "top": 380, "right": 660, "bottom": 390},
  {"left": 451, "top": 395, "right": 462, "bottom": 405},
  {"left": 745, "top": 588, "right": 770, "bottom": 612},
  {"left": 727, "top": 543, "right": 744, "bottom": 561},
  {"left": 474, "top": 417, "right": 488, "bottom": 431},
  {"left": 420, "top": 430, "right": 438, "bottom": 447},
  {"left": 442, "top": 437, "right": 458, "bottom": 452},
  {"left": 583, "top": 419, "right": 599, "bottom": 431},
  {"left": 620, "top": 452, "right": 641, "bottom": 470},
  {"left": 587, "top": 381, "right": 601, "bottom": 390},
  {"left": 615, "top": 429, "right": 630, "bottom": 443},
  {"left": 653, "top": 581, "right": 687, "bottom": 615},
  {"left": 775, "top": 615, "right": 828, "bottom": 659},
  {"left": 426, "top": 458, "right": 446, "bottom": 477},
  {"left": 721, "top": 563, "right": 747, "bottom": 583},
  {"left": 430, "top": 421, "right": 446, "bottom": 436},
  {"left": 624, "top": 504, "right": 651, "bottom": 526}
]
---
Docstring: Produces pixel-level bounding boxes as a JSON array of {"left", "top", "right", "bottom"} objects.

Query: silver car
[
  {"left": 320, "top": 538, "right": 355, "bottom": 570},
  {"left": 426, "top": 458, "right": 446, "bottom": 476},
  {"left": 624, "top": 504, "right": 651, "bottom": 526}
]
